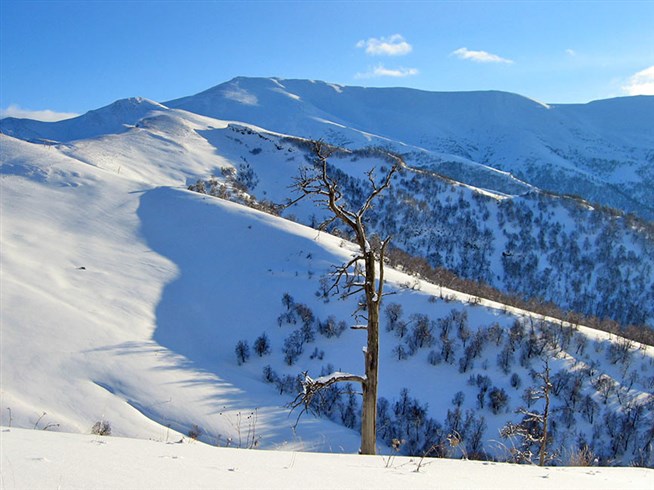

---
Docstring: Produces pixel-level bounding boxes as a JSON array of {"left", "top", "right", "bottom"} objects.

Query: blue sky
[{"left": 1, "top": 0, "right": 653, "bottom": 120}]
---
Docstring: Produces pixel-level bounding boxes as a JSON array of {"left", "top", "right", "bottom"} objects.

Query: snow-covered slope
[
  {"left": 4, "top": 78, "right": 652, "bottom": 220},
  {"left": 0, "top": 97, "right": 167, "bottom": 143},
  {"left": 165, "top": 77, "right": 654, "bottom": 220},
  {"left": 1, "top": 80, "right": 653, "bottom": 469},
  {"left": 0, "top": 133, "right": 361, "bottom": 451},
  {"left": 14, "top": 96, "right": 649, "bottom": 330}
]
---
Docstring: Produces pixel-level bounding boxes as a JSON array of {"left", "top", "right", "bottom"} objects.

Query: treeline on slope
[
  {"left": 186, "top": 140, "right": 654, "bottom": 345},
  {"left": 383, "top": 245, "right": 654, "bottom": 347},
  {"left": 317, "top": 155, "right": 654, "bottom": 339}
]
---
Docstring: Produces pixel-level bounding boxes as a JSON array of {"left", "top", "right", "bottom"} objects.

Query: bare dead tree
[
  {"left": 289, "top": 140, "right": 401, "bottom": 455},
  {"left": 501, "top": 358, "right": 553, "bottom": 465}
]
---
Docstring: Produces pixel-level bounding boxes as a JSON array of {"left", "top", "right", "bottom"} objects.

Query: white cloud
[
  {"left": 0, "top": 104, "right": 79, "bottom": 122},
  {"left": 356, "top": 34, "right": 412, "bottom": 56},
  {"left": 354, "top": 64, "right": 419, "bottom": 79},
  {"left": 565, "top": 49, "right": 576, "bottom": 57},
  {"left": 622, "top": 65, "right": 654, "bottom": 95},
  {"left": 451, "top": 47, "right": 514, "bottom": 64}
]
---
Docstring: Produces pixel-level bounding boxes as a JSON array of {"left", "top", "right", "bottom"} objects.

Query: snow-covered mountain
[
  {"left": 0, "top": 97, "right": 167, "bottom": 142},
  {"left": 3, "top": 81, "right": 653, "bottom": 331},
  {"left": 1, "top": 78, "right": 653, "bottom": 470},
  {"left": 4, "top": 76, "right": 653, "bottom": 219},
  {"left": 165, "top": 77, "right": 654, "bottom": 220}
]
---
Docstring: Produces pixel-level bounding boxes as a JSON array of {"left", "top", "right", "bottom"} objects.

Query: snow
[
  {"left": 0, "top": 97, "right": 166, "bottom": 142},
  {"left": 0, "top": 133, "right": 361, "bottom": 451},
  {"left": 2, "top": 427, "right": 651, "bottom": 490},
  {"left": 312, "top": 372, "right": 365, "bottom": 385},
  {"left": 161, "top": 76, "right": 654, "bottom": 219},
  {"left": 2, "top": 117, "right": 652, "bottom": 460},
  {"left": 1, "top": 77, "right": 653, "bottom": 479},
  {"left": 4, "top": 78, "right": 652, "bottom": 217}
]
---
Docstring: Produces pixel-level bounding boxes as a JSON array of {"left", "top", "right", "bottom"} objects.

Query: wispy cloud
[
  {"left": 622, "top": 65, "right": 654, "bottom": 95},
  {"left": 565, "top": 48, "right": 576, "bottom": 57},
  {"left": 356, "top": 34, "right": 412, "bottom": 56},
  {"left": 355, "top": 64, "right": 419, "bottom": 79},
  {"left": 0, "top": 104, "right": 79, "bottom": 121},
  {"left": 451, "top": 47, "right": 514, "bottom": 64}
]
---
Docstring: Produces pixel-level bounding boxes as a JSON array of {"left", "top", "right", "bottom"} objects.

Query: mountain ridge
[
  {"left": 164, "top": 77, "right": 654, "bottom": 220},
  {"left": 0, "top": 96, "right": 165, "bottom": 142},
  {"left": 5, "top": 76, "right": 650, "bottom": 218}
]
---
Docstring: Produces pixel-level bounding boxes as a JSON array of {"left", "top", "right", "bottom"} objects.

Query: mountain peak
[
  {"left": 88, "top": 96, "right": 166, "bottom": 115},
  {"left": 0, "top": 96, "right": 167, "bottom": 143}
]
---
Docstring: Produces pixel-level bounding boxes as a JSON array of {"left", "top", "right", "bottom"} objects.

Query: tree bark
[
  {"left": 360, "top": 291, "right": 379, "bottom": 454},
  {"left": 359, "top": 246, "right": 380, "bottom": 454}
]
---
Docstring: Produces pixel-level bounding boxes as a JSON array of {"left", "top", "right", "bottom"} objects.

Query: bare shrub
[{"left": 91, "top": 420, "right": 112, "bottom": 436}]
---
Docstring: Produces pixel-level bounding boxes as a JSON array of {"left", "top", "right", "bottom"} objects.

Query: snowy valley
[{"left": 1, "top": 78, "right": 653, "bottom": 487}]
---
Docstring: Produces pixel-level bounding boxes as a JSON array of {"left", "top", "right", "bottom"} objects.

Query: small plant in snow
[
  {"left": 91, "top": 420, "right": 112, "bottom": 436},
  {"left": 309, "top": 347, "right": 324, "bottom": 360},
  {"left": 262, "top": 364, "right": 278, "bottom": 384},
  {"left": 567, "top": 444, "right": 597, "bottom": 466},
  {"left": 220, "top": 409, "right": 260, "bottom": 449},
  {"left": 294, "top": 303, "right": 315, "bottom": 327},
  {"left": 300, "top": 323, "right": 316, "bottom": 344},
  {"left": 488, "top": 387, "right": 510, "bottom": 414},
  {"left": 282, "top": 292, "right": 295, "bottom": 310},
  {"left": 393, "top": 344, "right": 409, "bottom": 361},
  {"left": 427, "top": 349, "right": 442, "bottom": 366},
  {"left": 253, "top": 333, "right": 271, "bottom": 357},
  {"left": 510, "top": 372, "right": 522, "bottom": 390},
  {"left": 235, "top": 340, "right": 251, "bottom": 365},
  {"left": 383, "top": 437, "right": 403, "bottom": 468},
  {"left": 283, "top": 330, "right": 305, "bottom": 365},
  {"left": 317, "top": 315, "right": 346, "bottom": 338},
  {"left": 34, "top": 412, "right": 59, "bottom": 431}
]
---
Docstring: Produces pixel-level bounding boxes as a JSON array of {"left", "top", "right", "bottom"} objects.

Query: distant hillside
[
  {"left": 4, "top": 77, "right": 652, "bottom": 219},
  {"left": 0, "top": 97, "right": 166, "bottom": 142},
  {"left": 165, "top": 77, "right": 654, "bottom": 220},
  {"left": 188, "top": 126, "right": 654, "bottom": 332}
]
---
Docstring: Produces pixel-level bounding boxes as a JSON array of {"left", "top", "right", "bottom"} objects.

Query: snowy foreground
[{"left": 2, "top": 427, "right": 651, "bottom": 490}]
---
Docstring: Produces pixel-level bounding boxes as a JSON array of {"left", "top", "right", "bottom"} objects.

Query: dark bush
[
  {"left": 253, "top": 333, "right": 271, "bottom": 357},
  {"left": 235, "top": 340, "right": 250, "bottom": 365}
]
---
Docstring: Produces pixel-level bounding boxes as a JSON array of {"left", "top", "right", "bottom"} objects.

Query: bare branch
[
  {"left": 289, "top": 371, "right": 366, "bottom": 416},
  {"left": 376, "top": 236, "right": 392, "bottom": 302},
  {"left": 280, "top": 192, "right": 306, "bottom": 210},
  {"left": 318, "top": 215, "right": 338, "bottom": 233},
  {"left": 329, "top": 254, "right": 364, "bottom": 290},
  {"left": 357, "top": 164, "right": 398, "bottom": 217},
  {"left": 339, "top": 286, "right": 366, "bottom": 299}
]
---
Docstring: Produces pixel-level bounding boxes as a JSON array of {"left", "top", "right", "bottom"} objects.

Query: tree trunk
[
  {"left": 360, "top": 243, "right": 380, "bottom": 454},
  {"left": 361, "top": 294, "right": 379, "bottom": 454}
]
